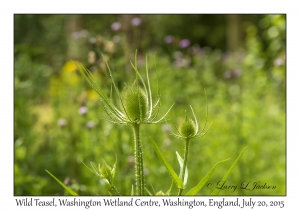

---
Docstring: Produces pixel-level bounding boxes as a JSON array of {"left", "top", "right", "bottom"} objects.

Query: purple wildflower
[
  {"left": 64, "top": 177, "right": 70, "bottom": 185},
  {"left": 58, "top": 118, "right": 67, "bottom": 127},
  {"left": 179, "top": 39, "right": 190, "bottom": 49},
  {"left": 164, "top": 35, "right": 174, "bottom": 44},
  {"left": 131, "top": 17, "right": 142, "bottom": 26},
  {"left": 162, "top": 124, "right": 169, "bottom": 132},
  {"left": 111, "top": 22, "right": 121, "bottom": 31},
  {"left": 86, "top": 121, "right": 95, "bottom": 129},
  {"left": 89, "top": 37, "right": 96, "bottom": 44},
  {"left": 78, "top": 106, "right": 88, "bottom": 116},
  {"left": 274, "top": 58, "right": 283, "bottom": 66},
  {"left": 72, "top": 32, "right": 80, "bottom": 40}
]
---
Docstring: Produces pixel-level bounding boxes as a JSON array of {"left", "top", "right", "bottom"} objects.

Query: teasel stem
[
  {"left": 110, "top": 185, "right": 121, "bottom": 196},
  {"left": 132, "top": 123, "right": 144, "bottom": 195},
  {"left": 178, "top": 138, "right": 190, "bottom": 196}
]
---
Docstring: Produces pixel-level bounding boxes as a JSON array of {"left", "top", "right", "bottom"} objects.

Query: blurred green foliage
[{"left": 14, "top": 14, "right": 285, "bottom": 195}]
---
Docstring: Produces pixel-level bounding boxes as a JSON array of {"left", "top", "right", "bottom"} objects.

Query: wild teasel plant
[
  {"left": 46, "top": 52, "right": 247, "bottom": 196},
  {"left": 74, "top": 52, "right": 174, "bottom": 195},
  {"left": 162, "top": 98, "right": 212, "bottom": 195}
]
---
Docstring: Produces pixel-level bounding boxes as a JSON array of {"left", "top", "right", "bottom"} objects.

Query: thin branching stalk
[{"left": 178, "top": 138, "right": 190, "bottom": 196}]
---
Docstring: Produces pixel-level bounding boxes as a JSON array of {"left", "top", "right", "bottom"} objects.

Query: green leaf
[
  {"left": 185, "top": 158, "right": 230, "bottom": 195},
  {"left": 150, "top": 137, "right": 183, "bottom": 189},
  {"left": 45, "top": 170, "right": 78, "bottom": 196},
  {"left": 211, "top": 146, "right": 248, "bottom": 195},
  {"left": 176, "top": 151, "right": 188, "bottom": 187}
]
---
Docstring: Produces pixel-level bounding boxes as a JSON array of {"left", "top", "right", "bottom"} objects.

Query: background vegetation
[{"left": 14, "top": 14, "right": 286, "bottom": 195}]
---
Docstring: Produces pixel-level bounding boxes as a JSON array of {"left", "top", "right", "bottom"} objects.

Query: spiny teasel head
[
  {"left": 178, "top": 115, "right": 197, "bottom": 138},
  {"left": 121, "top": 83, "right": 149, "bottom": 122},
  {"left": 75, "top": 50, "right": 174, "bottom": 125},
  {"left": 167, "top": 92, "right": 212, "bottom": 140}
]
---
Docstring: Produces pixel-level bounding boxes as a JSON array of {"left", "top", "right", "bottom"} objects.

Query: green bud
[
  {"left": 121, "top": 84, "right": 148, "bottom": 121},
  {"left": 100, "top": 159, "right": 113, "bottom": 183},
  {"left": 178, "top": 116, "right": 197, "bottom": 138}
]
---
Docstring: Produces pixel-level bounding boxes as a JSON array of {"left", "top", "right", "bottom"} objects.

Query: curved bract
[{"left": 74, "top": 51, "right": 173, "bottom": 126}]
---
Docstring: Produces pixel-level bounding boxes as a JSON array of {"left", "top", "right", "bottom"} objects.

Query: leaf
[
  {"left": 211, "top": 146, "right": 248, "bottom": 195},
  {"left": 45, "top": 170, "right": 78, "bottom": 196},
  {"left": 185, "top": 158, "right": 230, "bottom": 195},
  {"left": 176, "top": 151, "right": 188, "bottom": 187},
  {"left": 150, "top": 137, "right": 183, "bottom": 189}
]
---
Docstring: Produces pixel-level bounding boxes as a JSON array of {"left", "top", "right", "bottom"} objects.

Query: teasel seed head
[
  {"left": 121, "top": 83, "right": 149, "bottom": 122},
  {"left": 178, "top": 115, "right": 197, "bottom": 138}
]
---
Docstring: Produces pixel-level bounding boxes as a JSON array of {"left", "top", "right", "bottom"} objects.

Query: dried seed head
[
  {"left": 121, "top": 84, "right": 148, "bottom": 122},
  {"left": 178, "top": 116, "right": 197, "bottom": 138}
]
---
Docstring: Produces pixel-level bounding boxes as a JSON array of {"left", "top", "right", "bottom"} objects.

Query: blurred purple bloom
[
  {"left": 131, "top": 17, "right": 142, "bottom": 26},
  {"left": 274, "top": 58, "right": 283, "bottom": 66},
  {"left": 78, "top": 106, "right": 88, "bottom": 116},
  {"left": 89, "top": 37, "right": 96, "bottom": 44},
  {"left": 164, "top": 35, "right": 174, "bottom": 44},
  {"left": 179, "top": 39, "right": 190, "bottom": 49},
  {"left": 162, "top": 124, "right": 169, "bottom": 132},
  {"left": 58, "top": 118, "right": 67, "bottom": 127},
  {"left": 72, "top": 32, "right": 80, "bottom": 40},
  {"left": 64, "top": 177, "right": 70, "bottom": 185},
  {"left": 111, "top": 22, "right": 121, "bottom": 31},
  {"left": 127, "top": 155, "right": 135, "bottom": 166},
  {"left": 86, "top": 121, "right": 95, "bottom": 129}
]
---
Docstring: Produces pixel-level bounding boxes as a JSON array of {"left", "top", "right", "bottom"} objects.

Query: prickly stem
[{"left": 132, "top": 123, "right": 144, "bottom": 195}]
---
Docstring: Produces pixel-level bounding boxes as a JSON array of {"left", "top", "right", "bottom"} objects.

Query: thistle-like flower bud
[
  {"left": 121, "top": 84, "right": 148, "bottom": 122},
  {"left": 178, "top": 116, "right": 197, "bottom": 138},
  {"left": 100, "top": 160, "right": 113, "bottom": 180}
]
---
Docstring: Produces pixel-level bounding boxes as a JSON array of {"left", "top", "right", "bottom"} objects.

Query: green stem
[
  {"left": 111, "top": 185, "right": 121, "bottom": 196},
  {"left": 178, "top": 138, "right": 190, "bottom": 196},
  {"left": 132, "top": 123, "right": 144, "bottom": 195}
]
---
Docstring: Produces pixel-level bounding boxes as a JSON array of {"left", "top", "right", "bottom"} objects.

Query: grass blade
[
  {"left": 45, "top": 170, "right": 78, "bottom": 196},
  {"left": 185, "top": 158, "right": 230, "bottom": 195},
  {"left": 211, "top": 146, "right": 248, "bottom": 195},
  {"left": 150, "top": 137, "right": 183, "bottom": 189},
  {"left": 145, "top": 188, "right": 153, "bottom": 196}
]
